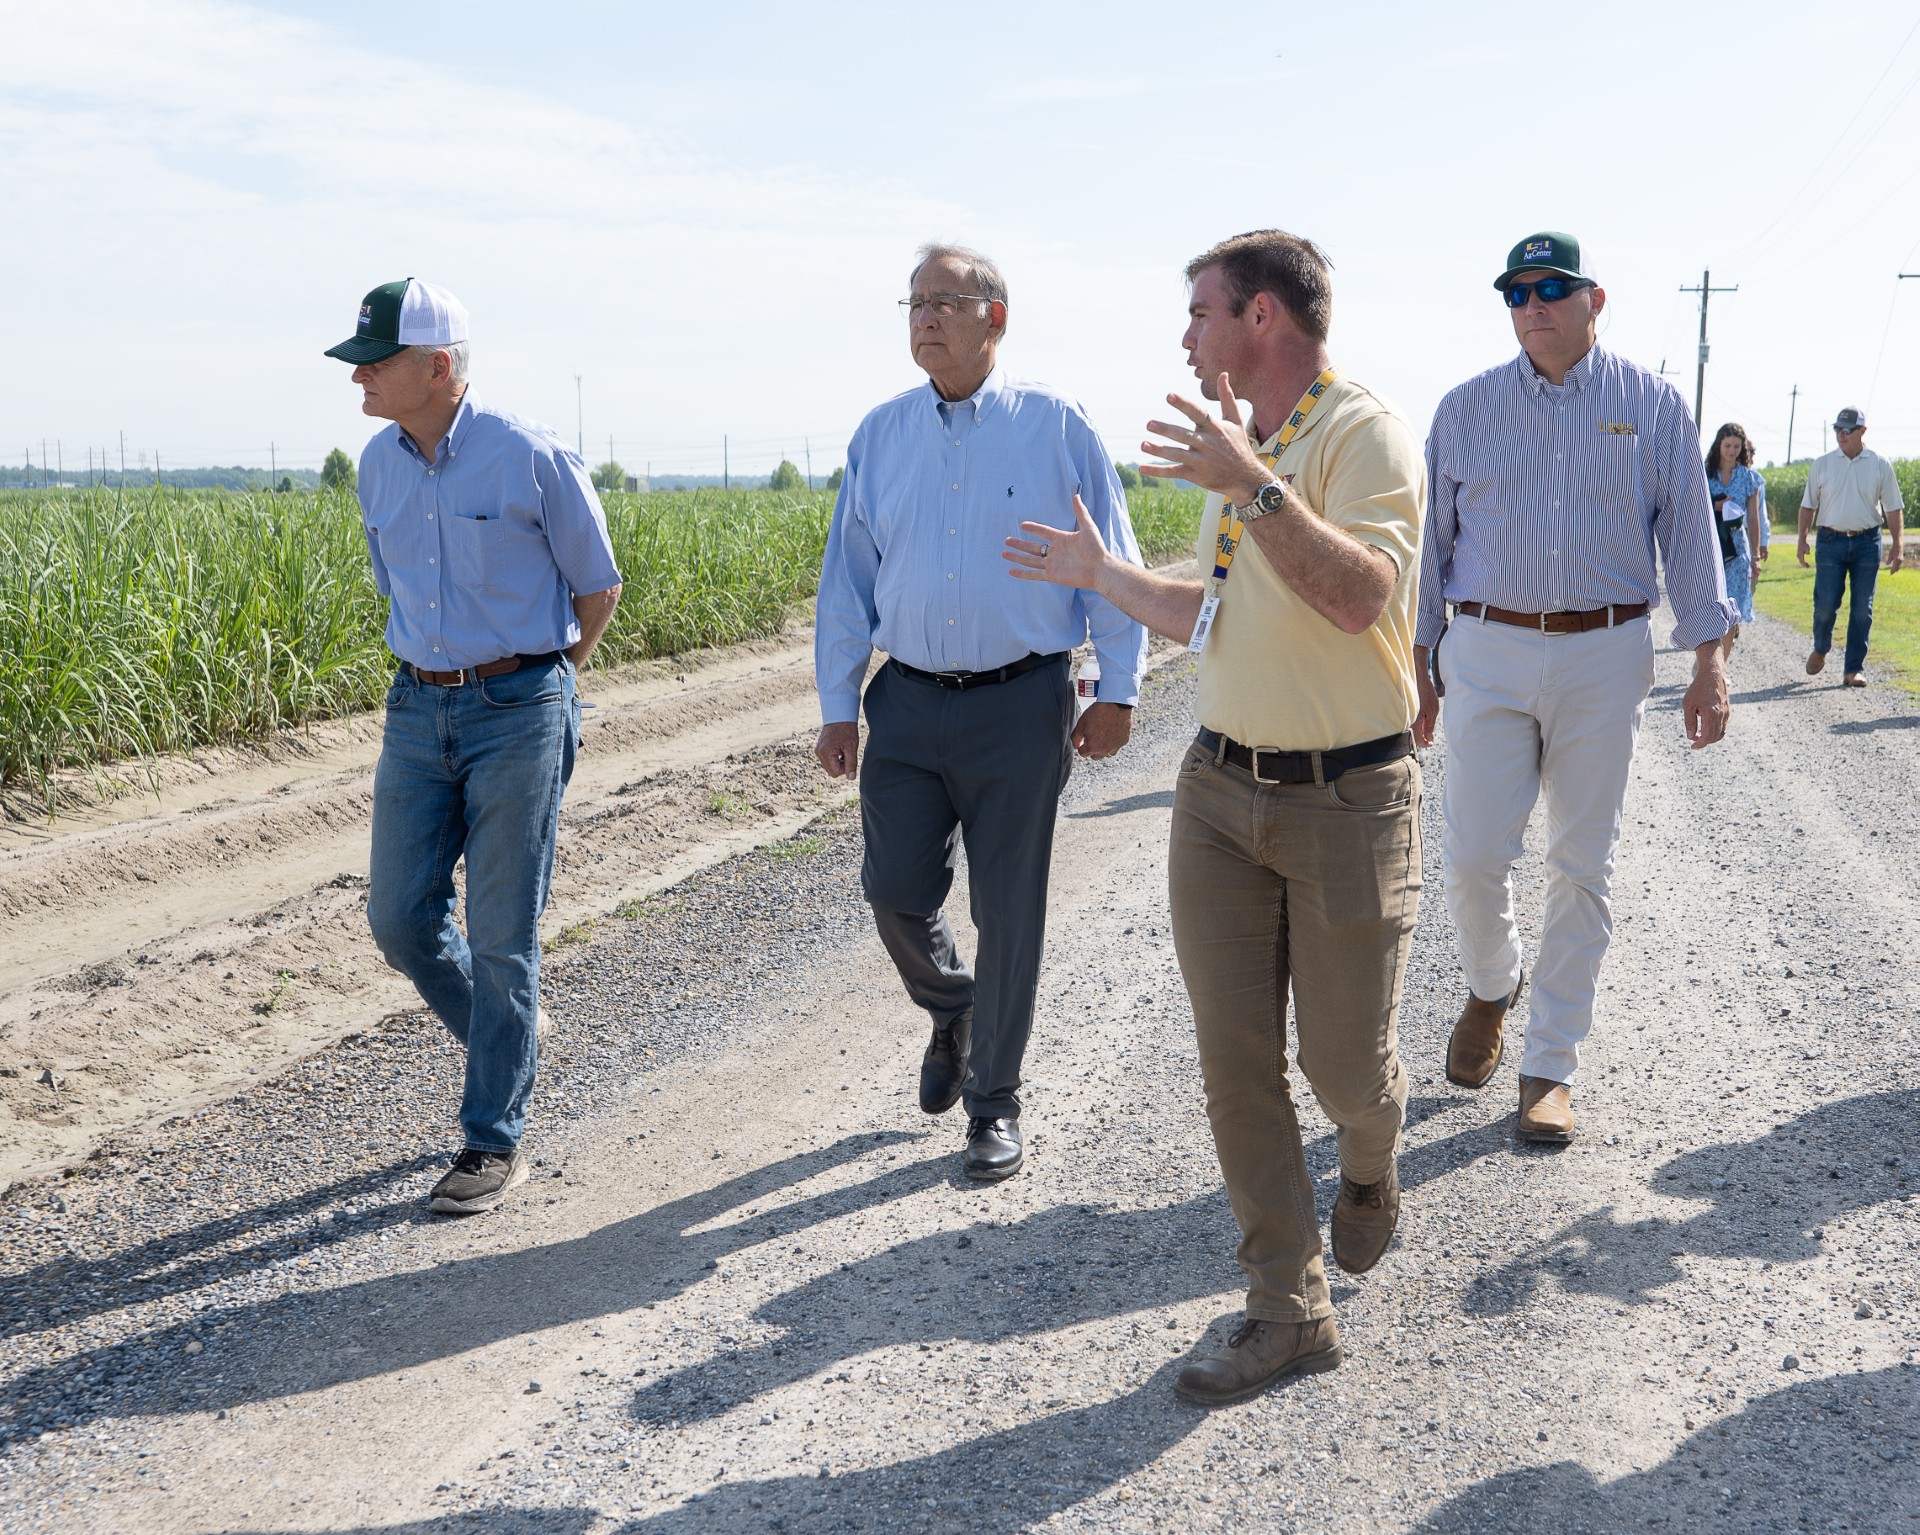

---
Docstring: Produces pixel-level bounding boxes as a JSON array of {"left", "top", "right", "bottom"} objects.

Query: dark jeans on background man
[
  {"left": 367, "top": 658, "right": 579, "bottom": 1153},
  {"left": 1812, "top": 527, "right": 1882, "bottom": 674},
  {"left": 858, "top": 655, "right": 1073, "bottom": 1123}
]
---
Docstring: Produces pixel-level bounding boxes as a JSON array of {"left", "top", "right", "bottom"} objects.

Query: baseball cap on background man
[
  {"left": 323, "top": 278, "right": 469, "bottom": 365},
  {"left": 1834, "top": 407, "right": 1866, "bottom": 432},
  {"left": 1492, "top": 231, "right": 1594, "bottom": 292}
]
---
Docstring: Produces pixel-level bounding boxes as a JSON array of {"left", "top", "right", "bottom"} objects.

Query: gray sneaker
[{"left": 428, "top": 1147, "right": 529, "bottom": 1215}]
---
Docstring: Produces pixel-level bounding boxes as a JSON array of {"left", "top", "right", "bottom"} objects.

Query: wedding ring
[{"left": 1039, "top": 541, "right": 1051, "bottom": 557}]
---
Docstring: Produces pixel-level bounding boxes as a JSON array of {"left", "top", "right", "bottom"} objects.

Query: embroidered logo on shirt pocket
[{"left": 1597, "top": 423, "right": 1637, "bottom": 435}]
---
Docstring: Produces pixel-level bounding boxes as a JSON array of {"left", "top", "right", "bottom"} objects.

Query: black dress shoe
[
  {"left": 962, "top": 1116, "right": 1022, "bottom": 1182},
  {"left": 919, "top": 1010, "right": 972, "bottom": 1115}
]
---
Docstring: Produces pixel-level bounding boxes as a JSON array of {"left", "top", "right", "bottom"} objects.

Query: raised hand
[
  {"left": 1003, "top": 494, "right": 1110, "bottom": 591},
  {"left": 1137, "top": 374, "right": 1269, "bottom": 503}
]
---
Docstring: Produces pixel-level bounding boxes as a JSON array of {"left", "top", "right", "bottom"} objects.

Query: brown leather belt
[
  {"left": 404, "top": 651, "right": 563, "bottom": 687},
  {"left": 1455, "top": 600, "right": 1649, "bottom": 635}
]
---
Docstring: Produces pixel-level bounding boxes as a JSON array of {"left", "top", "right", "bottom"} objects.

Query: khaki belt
[
  {"left": 404, "top": 651, "right": 563, "bottom": 687},
  {"left": 1455, "top": 600, "right": 1649, "bottom": 635}
]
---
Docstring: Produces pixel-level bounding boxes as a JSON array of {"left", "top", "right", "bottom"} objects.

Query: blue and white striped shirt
[
  {"left": 1419, "top": 347, "right": 1733, "bottom": 651},
  {"left": 814, "top": 367, "right": 1149, "bottom": 724}
]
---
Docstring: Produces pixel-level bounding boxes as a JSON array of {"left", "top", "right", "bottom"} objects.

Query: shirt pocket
[{"left": 442, "top": 513, "right": 543, "bottom": 594}]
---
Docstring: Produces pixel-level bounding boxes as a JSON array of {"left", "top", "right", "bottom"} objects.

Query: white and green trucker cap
[{"left": 323, "top": 278, "right": 469, "bottom": 364}]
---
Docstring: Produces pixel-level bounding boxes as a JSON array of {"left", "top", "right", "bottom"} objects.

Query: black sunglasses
[{"left": 1503, "top": 276, "right": 1595, "bottom": 308}]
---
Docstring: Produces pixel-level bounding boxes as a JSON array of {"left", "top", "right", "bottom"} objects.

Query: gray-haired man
[{"left": 813, "top": 244, "right": 1149, "bottom": 1181}]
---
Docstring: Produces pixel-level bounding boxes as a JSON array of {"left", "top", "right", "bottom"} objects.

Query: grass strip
[{"left": 1752, "top": 527, "right": 1920, "bottom": 694}]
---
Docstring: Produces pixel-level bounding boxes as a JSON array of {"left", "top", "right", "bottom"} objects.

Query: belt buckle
[
  {"left": 1538, "top": 611, "right": 1554, "bottom": 633},
  {"left": 1250, "top": 747, "right": 1284, "bottom": 785}
]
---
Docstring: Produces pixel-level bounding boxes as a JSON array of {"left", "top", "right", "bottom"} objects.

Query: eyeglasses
[
  {"left": 899, "top": 293, "right": 994, "bottom": 318},
  {"left": 1503, "top": 277, "right": 1595, "bottom": 309}
]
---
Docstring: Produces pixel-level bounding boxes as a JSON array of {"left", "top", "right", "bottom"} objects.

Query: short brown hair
[{"left": 1186, "top": 230, "right": 1334, "bottom": 342}]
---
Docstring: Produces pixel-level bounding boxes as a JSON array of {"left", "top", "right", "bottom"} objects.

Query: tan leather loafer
[
  {"left": 1806, "top": 651, "right": 1826, "bottom": 675},
  {"left": 1844, "top": 672, "right": 1867, "bottom": 688},
  {"left": 1173, "top": 1316, "right": 1343, "bottom": 1407},
  {"left": 1518, "top": 1075, "right": 1575, "bottom": 1143},
  {"left": 1330, "top": 1163, "right": 1400, "bottom": 1275},
  {"left": 1447, "top": 969, "right": 1524, "bottom": 1089}
]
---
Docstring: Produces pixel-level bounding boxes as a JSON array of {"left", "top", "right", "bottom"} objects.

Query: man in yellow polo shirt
[{"left": 1004, "top": 228, "right": 1425, "bottom": 1405}]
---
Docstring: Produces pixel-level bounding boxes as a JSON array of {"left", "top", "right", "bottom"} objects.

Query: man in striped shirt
[{"left": 1414, "top": 231, "right": 1733, "bottom": 1144}]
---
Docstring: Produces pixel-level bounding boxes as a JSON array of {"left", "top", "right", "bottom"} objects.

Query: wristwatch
[{"left": 1237, "top": 480, "right": 1288, "bottom": 520}]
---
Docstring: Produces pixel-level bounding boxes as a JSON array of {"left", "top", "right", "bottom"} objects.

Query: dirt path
[
  {"left": 1, "top": 609, "right": 1916, "bottom": 1533},
  {"left": 0, "top": 632, "right": 853, "bottom": 1188}
]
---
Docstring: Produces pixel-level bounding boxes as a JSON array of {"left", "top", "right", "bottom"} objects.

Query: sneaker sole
[
  {"left": 429, "top": 1156, "right": 530, "bottom": 1215},
  {"left": 1172, "top": 1344, "right": 1345, "bottom": 1407}
]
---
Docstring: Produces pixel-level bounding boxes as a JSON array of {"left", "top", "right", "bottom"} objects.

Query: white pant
[{"left": 1436, "top": 615, "right": 1655, "bottom": 1085}]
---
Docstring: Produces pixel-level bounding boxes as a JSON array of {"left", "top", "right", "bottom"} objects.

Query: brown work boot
[
  {"left": 1173, "top": 1316, "right": 1343, "bottom": 1407},
  {"left": 1806, "top": 651, "right": 1826, "bottom": 676},
  {"left": 1447, "top": 969, "right": 1524, "bottom": 1089},
  {"left": 1517, "top": 1075, "right": 1575, "bottom": 1143},
  {"left": 1330, "top": 1163, "right": 1400, "bottom": 1275}
]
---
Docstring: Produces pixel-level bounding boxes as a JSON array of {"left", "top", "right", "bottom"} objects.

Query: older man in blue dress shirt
[
  {"left": 1413, "top": 233, "right": 1732, "bottom": 1146},
  {"left": 326, "top": 278, "right": 623, "bottom": 1216},
  {"left": 814, "top": 243, "right": 1148, "bottom": 1181}
]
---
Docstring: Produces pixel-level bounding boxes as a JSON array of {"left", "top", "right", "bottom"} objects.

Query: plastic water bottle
[{"left": 1075, "top": 654, "right": 1100, "bottom": 716}]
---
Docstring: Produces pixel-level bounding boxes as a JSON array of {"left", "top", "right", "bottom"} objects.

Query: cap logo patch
[
  {"left": 357, "top": 304, "right": 373, "bottom": 328},
  {"left": 1523, "top": 240, "right": 1554, "bottom": 261}
]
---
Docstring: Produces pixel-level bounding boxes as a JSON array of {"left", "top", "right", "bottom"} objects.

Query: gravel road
[{"left": 1, "top": 610, "right": 1916, "bottom": 1534}]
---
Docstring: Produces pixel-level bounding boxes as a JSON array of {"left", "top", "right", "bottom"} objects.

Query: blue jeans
[
  {"left": 368, "top": 658, "right": 579, "bottom": 1151},
  {"left": 1811, "top": 529, "right": 1882, "bottom": 674}
]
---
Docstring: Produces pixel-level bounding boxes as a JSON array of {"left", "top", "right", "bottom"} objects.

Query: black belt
[
  {"left": 1194, "top": 727, "right": 1414, "bottom": 785},
  {"left": 404, "top": 651, "right": 564, "bottom": 686},
  {"left": 889, "top": 651, "right": 1064, "bottom": 691}
]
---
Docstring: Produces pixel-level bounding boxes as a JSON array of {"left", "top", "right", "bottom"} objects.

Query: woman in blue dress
[{"left": 1706, "top": 423, "right": 1764, "bottom": 661}]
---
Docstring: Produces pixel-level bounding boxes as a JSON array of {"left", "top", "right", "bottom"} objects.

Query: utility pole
[
  {"left": 119, "top": 432, "right": 126, "bottom": 499},
  {"left": 723, "top": 435, "right": 729, "bottom": 491},
  {"left": 1786, "top": 384, "right": 1800, "bottom": 465},
  {"left": 608, "top": 433, "right": 614, "bottom": 470},
  {"left": 56, "top": 440, "right": 62, "bottom": 487},
  {"left": 575, "top": 376, "right": 583, "bottom": 458},
  {"left": 1678, "top": 269, "right": 1739, "bottom": 430},
  {"left": 270, "top": 441, "right": 277, "bottom": 487},
  {"left": 805, "top": 437, "right": 813, "bottom": 491}
]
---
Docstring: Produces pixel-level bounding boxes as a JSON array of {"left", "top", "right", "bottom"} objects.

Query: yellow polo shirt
[{"left": 1192, "top": 375, "right": 1425, "bottom": 751}]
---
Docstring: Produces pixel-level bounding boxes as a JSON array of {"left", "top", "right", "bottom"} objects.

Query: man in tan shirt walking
[{"left": 1004, "top": 229, "right": 1425, "bottom": 1404}]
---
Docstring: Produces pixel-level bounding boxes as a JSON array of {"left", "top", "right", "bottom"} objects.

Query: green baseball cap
[
  {"left": 1493, "top": 231, "right": 1592, "bottom": 292},
  {"left": 323, "top": 278, "right": 469, "bottom": 364}
]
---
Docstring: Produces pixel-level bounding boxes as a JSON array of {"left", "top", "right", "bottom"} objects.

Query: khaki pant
[{"left": 1168, "top": 737, "right": 1422, "bottom": 1321}]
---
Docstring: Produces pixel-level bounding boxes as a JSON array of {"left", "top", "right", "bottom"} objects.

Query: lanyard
[{"left": 1210, "top": 368, "right": 1339, "bottom": 588}]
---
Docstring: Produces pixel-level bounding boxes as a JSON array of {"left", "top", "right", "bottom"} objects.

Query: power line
[{"left": 1729, "top": 15, "right": 1920, "bottom": 269}]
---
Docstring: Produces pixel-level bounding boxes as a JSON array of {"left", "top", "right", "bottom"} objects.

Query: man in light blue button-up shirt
[
  {"left": 813, "top": 243, "right": 1148, "bottom": 1183},
  {"left": 326, "top": 277, "right": 622, "bottom": 1217}
]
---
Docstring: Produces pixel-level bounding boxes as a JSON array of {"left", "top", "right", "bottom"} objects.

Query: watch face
[{"left": 1254, "top": 483, "right": 1286, "bottom": 514}]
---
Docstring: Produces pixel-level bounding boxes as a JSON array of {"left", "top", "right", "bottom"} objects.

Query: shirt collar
[
  {"left": 1516, "top": 344, "right": 1599, "bottom": 396},
  {"left": 397, "top": 389, "right": 478, "bottom": 464},
  {"left": 926, "top": 364, "right": 1006, "bottom": 424},
  {"left": 1254, "top": 369, "right": 1344, "bottom": 455}
]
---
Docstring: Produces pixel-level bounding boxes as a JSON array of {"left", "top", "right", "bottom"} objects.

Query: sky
[{"left": 5, "top": 0, "right": 1920, "bottom": 480}]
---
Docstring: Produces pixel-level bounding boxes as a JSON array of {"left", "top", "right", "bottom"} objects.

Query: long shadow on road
[
  {"left": 4, "top": 1132, "right": 928, "bottom": 1431},
  {"left": 1462, "top": 1090, "right": 1918, "bottom": 1316},
  {"left": 1413, "top": 1362, "right": 1919, "bottom": 1534}
]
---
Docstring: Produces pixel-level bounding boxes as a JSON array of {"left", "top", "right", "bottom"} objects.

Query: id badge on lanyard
[{"left": 1188, "top": 368, "right": 1338, "bottom": 655}]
